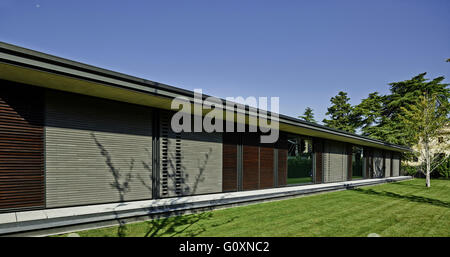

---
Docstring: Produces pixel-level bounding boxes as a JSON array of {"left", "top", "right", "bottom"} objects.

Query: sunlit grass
[{"left": 59, "top": 179, "right": 450, "bottom": 237}]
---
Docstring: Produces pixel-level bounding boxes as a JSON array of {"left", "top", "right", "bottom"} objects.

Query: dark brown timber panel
[
  {"left": 242, "top": 134, "right": 259, "bottom": 190},
  {"left": 222, "top": 133, "right": 238, "bottom": 192},
  {"left": 259, "top": 146, "right": 274, "bottom": 189},
  {"left": 278, "top": 149, "right": 287, "bottom": 186},
  {"left": 0, "top": 81, "right": 45, "bottom": 212}
]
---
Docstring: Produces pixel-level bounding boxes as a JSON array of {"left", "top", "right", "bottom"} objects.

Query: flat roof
[{"left": 0, "top": 41, "right": 410, "bottom": 152}]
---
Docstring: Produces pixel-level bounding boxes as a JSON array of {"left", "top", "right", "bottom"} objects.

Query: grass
[
  {"left": 287, "top": 177, "right": 313, "bottom": 184},
  {"left": 59, "top": 178, "right": 450, "bottom": 237}
]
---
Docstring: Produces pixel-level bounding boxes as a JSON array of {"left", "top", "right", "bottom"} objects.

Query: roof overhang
[{"left": 0, "top": 42, "right": 411, "bottom": 152}]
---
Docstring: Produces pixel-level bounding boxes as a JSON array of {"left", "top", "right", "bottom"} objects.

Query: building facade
[{"left": 0, "top": 42, "right": 409, "bottom": 213}]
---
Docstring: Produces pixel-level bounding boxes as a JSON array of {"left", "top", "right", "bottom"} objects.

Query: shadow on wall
[
  {"left": 92, "top": 133, "right": 226, "bottom": 237},
  {"left": 353, "top": 188, "right": 450, "bottom": 208}
]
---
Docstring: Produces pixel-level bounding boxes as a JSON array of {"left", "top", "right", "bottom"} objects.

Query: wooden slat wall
[
  {"left": 259, "top": 146, "right": 274, "bottom": 189},
  {"left": 277, "top": 149, "right": 287, "bottom": 186},
  {"left": 242, "top": 134, "right": 259, "bottom": 190},
  {"left": 222, "top": 133, "right": 238, "bottom": 192},
  {"left": 0, "top": 82, "right": 45, "bottom": 212}
]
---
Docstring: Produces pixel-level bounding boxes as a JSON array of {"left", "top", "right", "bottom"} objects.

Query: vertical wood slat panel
[
  {"left": 242, "top": 136, "right": 259, "bottom": 190},
  {"left": 277, "top": 149, "right": 287, "bottom": 186},
  {"left": 259, "top": 146, "right": 274, "bottom": 189},
  {"left": 0, "top": 82, "right": 45, "bottom": 212},
  {"left": 222, "top": 133, "right": 238, "bottom": 192}
]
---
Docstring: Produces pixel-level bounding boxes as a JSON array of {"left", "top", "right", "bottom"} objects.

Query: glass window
[
  {"left": 287, "top": 135, "right": 313, "bottom": 184},
  {"left": 352, "top": 146, "right": 364, "bottom": 180}
]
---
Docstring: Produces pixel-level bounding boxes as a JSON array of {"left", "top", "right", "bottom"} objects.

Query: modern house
[{"left": 0, "top": 42, "right": 411, "bottom": 233}]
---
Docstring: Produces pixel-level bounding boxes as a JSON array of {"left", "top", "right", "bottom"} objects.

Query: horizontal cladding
[
  {"left": 0, "top": 82, "right": 45, "bottom": 212},
  {"left": 160, "top": 111, "right": 222, "bottom": 197},
  {"left": 323, "top": 141, "right": 347, "bottom": 183},
  {"left": 222, "top": 133, "right": 238, "bottom": 192},
  {"left": 45, "top": 90, "right": 153, "bottom": 208}
]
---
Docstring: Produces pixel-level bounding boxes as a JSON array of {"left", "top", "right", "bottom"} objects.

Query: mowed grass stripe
[{"left": 60, "top": 179, "right": 450, "bottom": 237}]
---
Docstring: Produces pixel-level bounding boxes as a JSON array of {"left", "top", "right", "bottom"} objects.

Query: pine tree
[
  {"left": 354, "top": 73, "right": 449, "bottom": 147},
  {"left": 322, "top": 91, "right": 358, "bottom": 133},
  {"left": 299, "top": 107, "right": 316, "bottom": 123}
]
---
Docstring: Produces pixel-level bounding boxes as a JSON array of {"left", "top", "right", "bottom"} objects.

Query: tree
[
  {"left": 400, "top": 93, "right": 450, "bottom": 187},
  {"left": 322, "top": 91, "right": 359, "bottom": 133},
  {"left": 299, "top": 107, "right": 316, "bottom": 123},
  {"left": 353, "top": 92, "right": 385, "bottom": 136},
  {"left": 355, "top": 73, "right": 449, "bottom": 147}
]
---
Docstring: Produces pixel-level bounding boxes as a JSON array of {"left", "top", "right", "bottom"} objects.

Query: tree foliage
[
  {"left": 399, "top": 93, "right": 449, "bottom": 187},
  {"left": 322, "top": 91, "right": 359, "bottom": 133},
  {"left": 321, "top": 73, "right": 449, "bottom": 148},
  {"left": 299, "top": 107, "right": 316, "bottom": 123}
]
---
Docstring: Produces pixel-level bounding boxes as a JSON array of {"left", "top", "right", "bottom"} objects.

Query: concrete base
[{"left": 0, "top": 176, "right": 412, "bottom": 236}]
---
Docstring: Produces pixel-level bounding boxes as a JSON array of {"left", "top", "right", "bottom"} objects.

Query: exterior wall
[
  {"left": 372, "top": 149, "right": 384, "bottom": 178},
  {"left": 0, "top": 82, "right": 408, "bottom": 213},
  {"left": 384, "top": 151, "right": 391, "bottom": 177},
  {"left": 323, "top": 141, "right": 348, "bottom": 183},
  {"left": 0, "top": 82, "right": 45, "bottom": 212},
  {"left": 45, "top": 90, "right": 153, "bottom": 208},
  {"left": 222, "top": 133, "right": 238, "bottom": 192},
  {"left": 392, "top": 153, "right": 400, "bottom": 177},
  {"left": 313, "top": 139, "right": 324, "bottom": 183},
  {"left": 160, "top": 111, "right": 222, "bottom": 197}
]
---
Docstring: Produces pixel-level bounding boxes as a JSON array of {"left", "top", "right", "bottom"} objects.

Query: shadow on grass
[
  {"left": 143, "top": 211, "right": 213, "bottom": 237},
  {"left": 353, "top": 188, "right": 450, "bottom": 208}
]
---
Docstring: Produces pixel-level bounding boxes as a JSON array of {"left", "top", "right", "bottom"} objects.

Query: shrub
[
  {"left": 403, "top": 165, "right": 418, "bottom": 177},
  {"left": 436, "top": 158, "right": 450, "bottom": 179}
]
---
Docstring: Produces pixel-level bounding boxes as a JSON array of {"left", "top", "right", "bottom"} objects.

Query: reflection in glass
[
  {"left": 352, "top": 146, "right": 364, "bottom": 179},
  {"left": 287, "top": 136, "right": 313, "bottom": 184}
]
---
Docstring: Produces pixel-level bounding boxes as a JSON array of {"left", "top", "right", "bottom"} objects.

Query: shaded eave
[{"left": 0, "top": 41, "right": 411, "bottom": 152}]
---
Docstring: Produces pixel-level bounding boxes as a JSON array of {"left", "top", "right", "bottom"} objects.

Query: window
[
  {"left": 352, "top": 146, "right": 364, "bottom": 179},
  {"left": 287, "top": 135, "right": 313, "bottom": 184}
]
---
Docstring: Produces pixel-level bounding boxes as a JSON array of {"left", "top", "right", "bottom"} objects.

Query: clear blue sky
[{"left": 1, "top": 0, "right": 449, "bottom": 122}]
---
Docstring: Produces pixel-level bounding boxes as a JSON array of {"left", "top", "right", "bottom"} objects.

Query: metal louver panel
[
  {"left": 323, "top": 141, "right": 347, "bottom": 183},
  {"left": 159, "top": 110, "right": 182, "bottom": 197},
  {"left": 45, "top": 90, "right": 153, "bottom": 208},
  {"left": 160, "top": 111, "right": 223, "bottom": 197}
]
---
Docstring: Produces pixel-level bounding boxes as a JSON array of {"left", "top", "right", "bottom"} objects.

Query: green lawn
[
  {"left": 287, "top": 177, "right": 313, "bottom": 184},
  {"left": 60, "top": 179, "right": 450, "bottom": 237}
]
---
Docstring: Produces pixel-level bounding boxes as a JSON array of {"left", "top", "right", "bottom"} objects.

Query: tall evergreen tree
[
  {"left": 299, "top": 107, "right": 316, "bottom": 123},
  {"left": 353, "top": 92, "right": 384, "bottom": 136},
  {"left": 322, "top": 91, "right": 359, "bottom": 133},
  {"left": 376, "top": 73, "right": 449, "bottom": 146}
]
